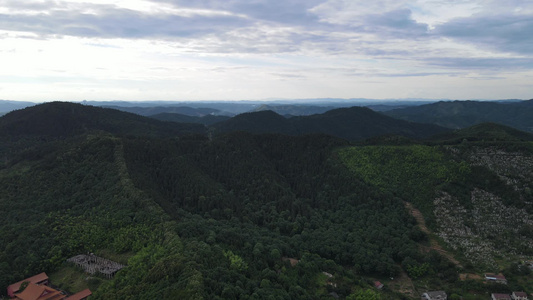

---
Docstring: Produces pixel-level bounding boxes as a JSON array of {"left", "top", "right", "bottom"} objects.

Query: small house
[
  {"left": 512, "top": 292, "right": 529, "bottom": 300},
  {"left": 485, "top": 273, "right": 508, "bottom": 284},
  {"left": 492, "top": 294, "right": 512, "bottom": 300},
  {"left": 422, "top": 291, "right": 447, "bottom": 300},
  {"left": 374, "top": 281, "right": 384, "bottom": 290}
]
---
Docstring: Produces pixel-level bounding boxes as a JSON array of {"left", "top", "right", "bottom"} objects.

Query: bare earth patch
[{"left": 404, "top": 201, "right": 462, "bottom": 267}]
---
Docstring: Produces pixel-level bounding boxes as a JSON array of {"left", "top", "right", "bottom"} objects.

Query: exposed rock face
[{"left": 434, "top": 146, "right": 533, "bottom": 270}]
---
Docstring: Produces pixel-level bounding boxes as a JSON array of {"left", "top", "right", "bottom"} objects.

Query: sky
[{"left": 0, "top": 0, "right": 532, "bottom": 101}]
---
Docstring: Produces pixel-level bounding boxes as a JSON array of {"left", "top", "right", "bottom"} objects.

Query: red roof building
[
  {"left": 7, "top": 273, "right": 49, "bottom": 298},
  {"left": 512, "top": 292, "right": 529, "bottom": 300},
  {"left": 14, "top": 283, "right": 63, "bottom": 300},
  {"left": 374, "top": 281, "right": 384, "bottom": 289},
  {"left": 7, "top": 273, "right": 91, "bottom": 300},
  {"left": 492, "top": 294, "right": 512, "bottom": 300}
]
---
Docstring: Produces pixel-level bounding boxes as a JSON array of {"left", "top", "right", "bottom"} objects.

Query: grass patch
[{"left": 49, "top": 265, "right": 105, "bottom": 294}]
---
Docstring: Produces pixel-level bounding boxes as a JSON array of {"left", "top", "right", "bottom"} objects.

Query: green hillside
[{"left": 1, "top": 102, "right": 532, "bottom": 299}]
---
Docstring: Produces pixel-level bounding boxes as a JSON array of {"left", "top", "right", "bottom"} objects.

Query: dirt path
[
  {"left": 404, "top": 202, "right": 462, "bottom": 267},
  {"left": 388, "top": 268, "right": 418, "bottom": 298}
]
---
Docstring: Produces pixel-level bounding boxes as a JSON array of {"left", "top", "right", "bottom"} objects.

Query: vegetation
[
  {"left": 214, "top": 106, "right": 449, "bottom": 141},
  {"left": 0, "top": 102, "right": 531, "bottom": 299}
]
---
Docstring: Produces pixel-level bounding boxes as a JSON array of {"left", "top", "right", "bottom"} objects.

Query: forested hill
[
  {"left": 213, "top": 110, "right": 298, "bottom": 135},
  {"left": 150, "top": 112, "right": 230, "bottom": 125},
  {"left": 385, "top": 100, "right": 533, "bottom": 132},
  {"left": 1, "top": 101, "right": 532, "bottom": 299},
  {"left": 0, "top": 101, "right": 206, "bottom": 138},
  {"left": 214, "top": 106, "right": 450, "bottom": 140},
  {"left": 430, "top": 123, "right": 533, "bottom": 144}
]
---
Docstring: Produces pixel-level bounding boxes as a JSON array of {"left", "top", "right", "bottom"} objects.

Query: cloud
[
  {"left": 148, "top": 0, "right": 324, "bottom": 25},
  {"left": 426, "top": 57, "right": 533, "bottom": 70},
  {"left": 0, "top": 1, "right": 252, "bottom": 39},
  {"left": 0, "top": 0, "right": 532, "bottom": 101},
  {"left": 309, "top": 0, "right": 429, "bottom": 38},
  {"left": 434, "top": 13, "right": 533, "bottom": 55}
]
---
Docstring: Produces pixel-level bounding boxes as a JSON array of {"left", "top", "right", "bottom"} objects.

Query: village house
[
  {"left": 374, "top": 281, "right": 384, "bottom": 290},
  {"left": 421, "top": 291, "right": 447, "bottom": 300},
  {"left": 485, "top": 273, "right": 508, "bottom": 284},
  {"left": 492, "top": 293, "right": 512, "bottom": 300},
  {"left": 511, "top": 291, "right": 529, "bottom": 300}
]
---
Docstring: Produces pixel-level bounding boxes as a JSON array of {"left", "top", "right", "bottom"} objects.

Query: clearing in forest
[{"left": 404, "top": 201, "right": 462, "bottom": 267}]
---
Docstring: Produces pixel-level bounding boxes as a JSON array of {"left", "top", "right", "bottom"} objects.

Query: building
[
  {"left": 421, "top": 291, "right": 447, "bottom": 300},
  {"left": 485, "top": 273, "right": 508, "bottom": 284},
  {"left": 7, "top": 273, "right": 91, "bottom": 300},
  {"left": 67, "top": 254, "right": 125, "bottom": 279},
  {"left": 512, "top": 292, "right": 529, "bottom": 300},
  {"left": 492, "top": 294, "right": 512, "bottom": 300},
  {"left": 13, "top": 282, "right": 63, "bottom": 300},
  {"left": 7, "top": 273, "right": 49, "bottom": 298},
  {"left": 374, "top": 281, "right": 384, "bottom": 290}
]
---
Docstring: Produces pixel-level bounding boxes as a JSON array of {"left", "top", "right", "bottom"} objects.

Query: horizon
[
  {"left": 1, "top": 97, "right": 531, "bottom": 105},
  {"left": 1, "top": 1, "right": 532, "bottom": 101}
]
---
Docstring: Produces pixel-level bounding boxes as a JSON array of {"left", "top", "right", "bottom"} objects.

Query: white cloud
[{"left": 0, "top": 0, "right": 531, "bottom": 101}]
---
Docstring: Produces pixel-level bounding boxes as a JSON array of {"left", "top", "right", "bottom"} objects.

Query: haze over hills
[
  {"left": 1, "top": 101, "right": 532, "bottom": 299},
  {"left": 0, "top": 100, "right": 38, "bottom": 116}
]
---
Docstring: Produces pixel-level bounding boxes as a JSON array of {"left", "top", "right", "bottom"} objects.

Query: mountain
[
  {"left": 214, "top": 110, "right": 298, "bottom": 135},
  {"left": 149, "top": 112, "right": 230, "bottom": 125},
  {"left": 102, "top": 105, "right": 222, "bottom": 117},
  {"left": 0, "top": 102, "right": 206, "bottom": 138},
  {"left": 385, "top": 100, "right": 533, "bottom": 132},
  {"left": 430, "top": 122, "right": 533, "bottom": 144},
  {"left": 1, "top": 101, "right": 532, "bottom": 299},
  {"left": 252, "top": 104, "right": 335, "bottom": 116},
  {"left": 215, "top": 106, "right": 450, "bottom": 141},
  {"left": 0, "top": 100, "right": 36, "bottom": 115}
]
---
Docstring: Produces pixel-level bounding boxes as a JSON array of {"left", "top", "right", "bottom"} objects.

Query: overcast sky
[{"left": 0, "top": 0, "right": 532, "bottom": 101}]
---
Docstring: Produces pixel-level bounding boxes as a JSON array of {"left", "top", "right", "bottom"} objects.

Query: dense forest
[{"left": 0, "top": 102, "right": 532, "bottom": 299}]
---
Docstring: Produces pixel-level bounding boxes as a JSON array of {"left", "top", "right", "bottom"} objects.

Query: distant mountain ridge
[
  {"left": 102, "top": 105, "right": 223, "bottom": 117},
  {"left": 149, "top": 113, "right": 230, "bottom": 125},
  {"left": 252, "top": 104, "right": 336, "bottom": 116},
  {"left": 5, "top": 101, "right": 533, "bottom": 143},
  {"left": 430, "top": 122, "right": 533, "bottom": 144},
  {"left": 0, "top": 102, "right": 451, "bottom": 142},
  {"left": 215, "top": 106, "right": 450, "bottom": 141},
  {"left": 0, "top": 100, "right": 36, "bottom": 115},
  {"left": 385, "top": 100, "right": 533, "bottom": 132},
  {"left": 0, "top": 102, "right": 206, "bottom": 138}
]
